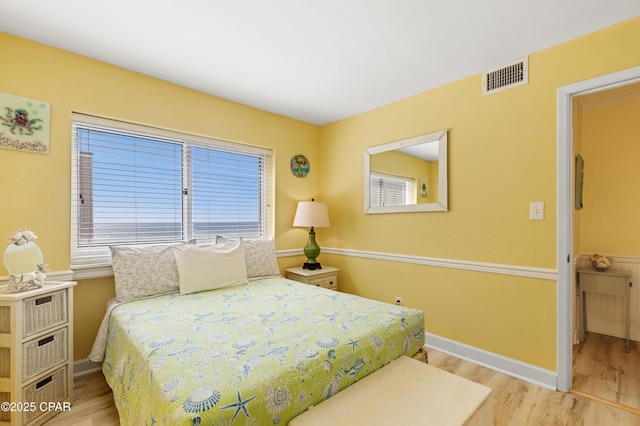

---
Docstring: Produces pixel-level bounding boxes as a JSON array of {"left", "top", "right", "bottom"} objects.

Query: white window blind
[
  {"left": 71, "top": 114, "right": 272, "bottom": 270},
  {"left": 370, "top": 172, "right": 414, "bottom": 207}
]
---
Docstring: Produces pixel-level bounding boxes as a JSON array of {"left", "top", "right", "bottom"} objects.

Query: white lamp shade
[{"left": 293, "top": 201, "right": 330, "bottom": 228}]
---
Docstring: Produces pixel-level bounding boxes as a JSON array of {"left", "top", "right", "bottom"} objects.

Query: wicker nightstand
[
  {"left": 286, "top": 266, "right": 339, "bottom": 291},
  {"left": 0, "top": 281, "right": 75, "bottom": 425}
]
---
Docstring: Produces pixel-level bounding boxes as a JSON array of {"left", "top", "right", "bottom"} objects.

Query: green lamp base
[{"left": 302, "top": 227, "right": 322, "bottom": 270}]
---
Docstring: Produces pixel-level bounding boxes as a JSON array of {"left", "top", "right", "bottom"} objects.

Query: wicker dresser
[{"left": 0, "top": 282, "right": 75, "bottom": 426}]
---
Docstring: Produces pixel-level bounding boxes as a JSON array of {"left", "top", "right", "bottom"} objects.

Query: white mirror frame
[{"left": 364, "top": 129, "right": 448, "bottom": 214}]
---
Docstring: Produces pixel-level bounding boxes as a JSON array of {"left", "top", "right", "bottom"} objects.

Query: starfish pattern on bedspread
[{"left": 220, "top": 390, "right": 257, "bottom": 422}]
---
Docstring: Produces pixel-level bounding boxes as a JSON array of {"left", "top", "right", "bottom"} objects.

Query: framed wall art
[
  {"left": 0, "top": 92, "right": 50, "bottom": 154},
  {"left": 419, "top": 178, "right": 428, "bottom": 198},
  {"left": 290, "top": 154, "right": 310, "bottom": 177},
  {"left": 575, "top": 153, "right": 584, "bottom": 210}
]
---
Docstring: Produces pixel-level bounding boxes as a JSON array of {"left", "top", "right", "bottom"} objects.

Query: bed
[{"left": 89, "top": 239, "right": 425, "bottom": 425}]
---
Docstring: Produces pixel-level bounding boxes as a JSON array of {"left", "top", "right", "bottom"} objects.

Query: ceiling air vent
[{"left": 482, "top": 56, "right": 528, "bottom": 95}]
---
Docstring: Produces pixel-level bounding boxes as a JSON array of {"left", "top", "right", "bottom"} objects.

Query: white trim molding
[
  {"left": 72, "top": 265, "right": 113, "bottom": 281},
  {"left": 557, "top": 65, "right": 640, "bottom": 392},
  {"left": 276, "top": 249, "right": 303, "bottom": 258},
  {"left": 74, "top": 358, "right": 102, "bottom": 377},
  {"left": 74, "top": 247, "right": 557, "bottom": 281},
  {"left": 425, "top": 332, "right": 557, "bottom": 390},
  {"left": 321, "top": 247, "right": 557, "bottom": 280},
  {"left": 577, "top": 253, "right": 640, "bottom": 265},
  {"left": 46, "top": 270, "right": 75, "bottom": 281},
  {"left": 74, "top": 331, "right": 560, "bottom": 390},
  {"left": 300, "top": 247, "right": 559, "bottom": 388}
]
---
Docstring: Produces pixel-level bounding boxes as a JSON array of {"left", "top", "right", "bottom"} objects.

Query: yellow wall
[
  {"left": 319, "top": 17, "right": 640, "bottom": 370},
  {"left": 0, "top": 33, "right": 319, "bottom": 359},
  {"left": 579, "top": 96, "right": 640, "bottom": 255},
  {"left": 2, "top": 16, "right": 640, "bottom": 370},
  {"left": 426, "top": 159, "right": 439, "bottom": 204},
  {"left": 370, "top": 149, "right": 435, "bottom": 203}
]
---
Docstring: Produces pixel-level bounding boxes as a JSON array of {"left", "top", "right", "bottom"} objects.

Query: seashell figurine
[
  {"left": 7, "top": 228, "right": 37, "bottom": 246},
  {"left": 590, "top": 254, "right": 612, "bottom": 272}
]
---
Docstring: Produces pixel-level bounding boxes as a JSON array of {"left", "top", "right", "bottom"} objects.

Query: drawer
[
  {"left": 23, "top": 290, "right": 68, "bottom": 337},
  {"left": 308, "top": 275, "right": 338, "bottom": 290},
  {"left": 23, "top": 327, "right": 68, "bottom": 382},
  {"left": 22, "top": 366, "right": 68, "bottom": 424}
]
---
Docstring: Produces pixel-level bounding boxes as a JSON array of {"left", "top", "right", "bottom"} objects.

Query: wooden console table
[{"left": 577, "top": 268, "right": 632, "bottom": 352}]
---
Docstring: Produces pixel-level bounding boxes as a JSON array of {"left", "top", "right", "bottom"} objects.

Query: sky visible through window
[{"left": 78, "top": 128, "right": 261, "bottom": 244}]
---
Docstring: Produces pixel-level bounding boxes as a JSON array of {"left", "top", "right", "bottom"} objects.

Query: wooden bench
[{"left": 290, "top": 355, "right": 493, "bottom": 425}]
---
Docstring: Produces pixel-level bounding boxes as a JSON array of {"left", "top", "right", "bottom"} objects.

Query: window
[
  {"left": 369, "top": 172, "right": 414, "bottom": 207},
  {"left": 71, "top": 114, "right": 271, "bottom": 271}
]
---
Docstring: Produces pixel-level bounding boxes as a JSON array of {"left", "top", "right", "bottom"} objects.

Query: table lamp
[{"left": 293, "top": 199, "right": 330, "bottom": 270}]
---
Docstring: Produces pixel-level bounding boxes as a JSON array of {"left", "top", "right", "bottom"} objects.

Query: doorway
[
  {"left": 557, "top": 66, "right": 640, "bottom": 398},
  {"left": 571, "top": 82, "right": 640, "bottom": 410}
]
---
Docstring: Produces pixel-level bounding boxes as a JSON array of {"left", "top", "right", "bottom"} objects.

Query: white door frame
[{"left": 557, "top": 66, "right": 640, "bottom": 392}]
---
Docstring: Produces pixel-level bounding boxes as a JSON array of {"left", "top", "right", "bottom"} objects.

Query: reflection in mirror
[
  {"left": 4, "top": 229, "right": 47, "bottom": 291},
  {"left": 364, "top": 130, "right": 448, "bottom": 213},
  {"left": 4, "top": 242, "right": 44, "bottom": 275}
]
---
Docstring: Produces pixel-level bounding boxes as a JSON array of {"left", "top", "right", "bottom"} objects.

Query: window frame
[{"left": 70, "top": 113, "right": 272, "bottom": 278}]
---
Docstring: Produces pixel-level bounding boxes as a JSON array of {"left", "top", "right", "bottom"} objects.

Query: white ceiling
[{"left": 1, "top": 1, "right": 639, "bottom": 125}]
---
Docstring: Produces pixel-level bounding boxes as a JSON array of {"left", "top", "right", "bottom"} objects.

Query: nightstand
[
  {"left": 286, "top": 266, "right": 339, "bottom": 291},
  {"left": 0, "top": 281, "right": 75, "bottom": 425}
]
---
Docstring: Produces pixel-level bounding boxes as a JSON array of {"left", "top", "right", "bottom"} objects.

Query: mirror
[
  {"left": 364, "top": 129, "right": 448, "bottom": 214},
  {"left": 4, "top": 229, "right": 47, "bottom": 291},
  {"left": 4, "top": 241, "right": 44, "bottom": 275}
]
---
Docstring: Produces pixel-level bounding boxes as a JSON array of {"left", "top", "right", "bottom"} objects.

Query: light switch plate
[{"left": 530, "top": 202, "right": 544, "bottom": 220}]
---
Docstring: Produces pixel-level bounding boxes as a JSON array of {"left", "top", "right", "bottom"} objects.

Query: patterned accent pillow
[
  {"left": 173, "top": 240, "right": 248, "bottom": 294},
  {"left": 110, "top": 244, "right": 181, "bottom": 302},
  {"left": 242, "top": 238, "right": 281, "bottom": 279},
  {"left": 216, "top": 236, "right": 281, "bottom": 279}
]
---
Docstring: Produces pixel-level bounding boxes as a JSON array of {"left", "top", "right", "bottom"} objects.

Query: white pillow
[
  {"left": 173, "top": 241, "right": 248, "bottom": 294},
  {"left": 110, "top": 244, "right": 181, "bottom": 302},
  {"left": 215, "top": 236, "right": 281, "bottom": 279}
]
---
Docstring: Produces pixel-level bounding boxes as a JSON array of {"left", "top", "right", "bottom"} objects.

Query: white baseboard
[
  {"left": 73, "top": 358, "right": 102, "bottom": 377},
  {"left": 425, "top": 332, "right": 557, "bottom": 390}
]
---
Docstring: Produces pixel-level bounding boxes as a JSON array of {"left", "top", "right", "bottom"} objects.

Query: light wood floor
[
  {"left": 44, "top": 370, "right": 119, "bottom": 426},
  {"left": 44, "top": 348, "right": 640, "bottom": 425},
  {"left": 429, "top": 349, "right": 640, "bottom": 425},
  {"left": 572, "top": 332, "right": 640, "bottom": 410}
]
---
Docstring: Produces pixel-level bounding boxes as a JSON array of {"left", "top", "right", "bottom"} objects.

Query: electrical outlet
[{"left": 395, "top": 297, "right": 402, "bottom": 306}]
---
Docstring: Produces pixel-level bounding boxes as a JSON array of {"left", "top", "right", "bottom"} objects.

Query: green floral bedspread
[{"left": 103, "top": 277, "right": 424, "bottom": 425}]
